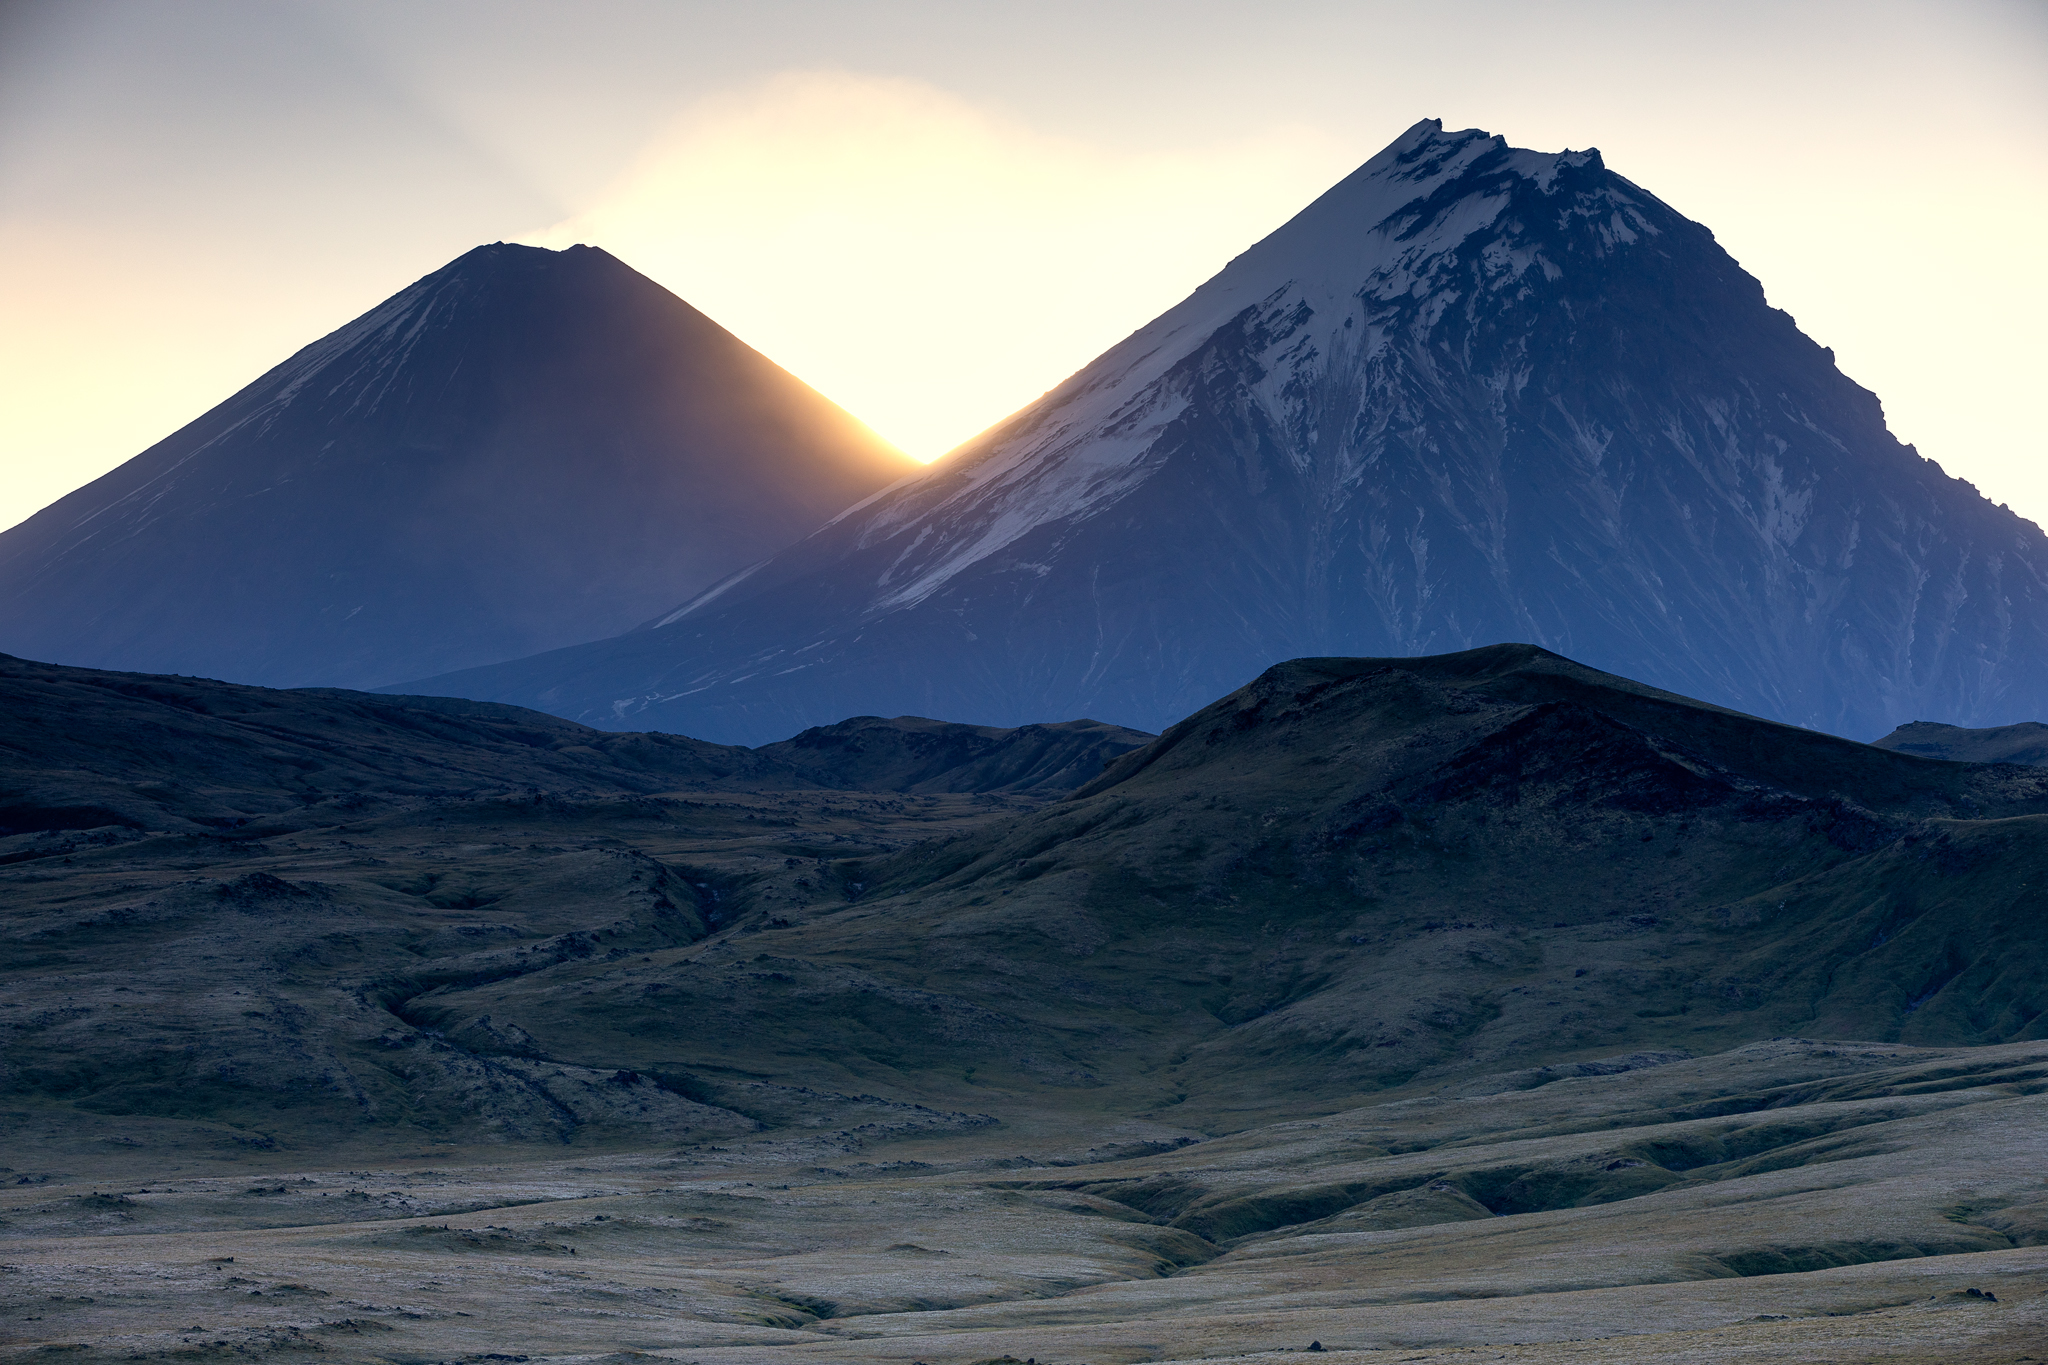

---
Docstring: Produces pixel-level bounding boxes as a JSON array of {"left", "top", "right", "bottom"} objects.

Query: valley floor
[{"left": 6, "top": 1037, "right": 2044, "bottom": 1364}]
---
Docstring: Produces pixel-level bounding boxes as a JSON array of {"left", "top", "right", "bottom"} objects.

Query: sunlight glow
[{"left": 529, "top": 72, "right": 1349, "bottom": 461}]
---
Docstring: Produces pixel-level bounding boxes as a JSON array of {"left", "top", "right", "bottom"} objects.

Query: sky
[{"left": 2, "top": 0, "right": 2044, "bottom": 534}]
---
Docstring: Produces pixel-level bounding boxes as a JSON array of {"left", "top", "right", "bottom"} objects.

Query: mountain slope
[
  {"left": 408, "top": 121, "right": 2048, "bottom": 743},
  {"left": 0, "top": 243, "right": 917, "bottom": 689},
  {"left": 412, "top": 644, "right": 2048, "bottom": 1128}
]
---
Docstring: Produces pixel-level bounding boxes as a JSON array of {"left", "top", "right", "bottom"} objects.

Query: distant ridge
[
  {"left": 1873, "top": 720, "right": 2048, "bottom": 767},
  {"left": 0, "top": 243, "right": 916, "bottom": 689},
  {"left": 0, "top": 651, "right": 1151, "bottom": 841},
  {"left": 404, "top": 121, "right": 2048, "bottom": 744}
]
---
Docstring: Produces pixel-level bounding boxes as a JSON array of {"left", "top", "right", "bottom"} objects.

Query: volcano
[
  {"left": 407, "top": 122, "right": 2048, "bottom": 743},
  {"left": 0, "top": 243, "right": 916, "bottom": 688}
]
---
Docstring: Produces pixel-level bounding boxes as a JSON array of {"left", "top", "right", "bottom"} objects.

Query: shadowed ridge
[
  {"left": 6, "top": 641, "right": 2048, "bottom": 1168},
  {"left": 758, "top": 715, "right": 1153, "bottom": 794},
  {"left": 1073, "top": 644, "right": 2027, "bottom": 813},
  {"left": 719, "top": 639, "right": 2048, "bottom": 1123},
  {"left": 1873, "top": 719, "right": 2048, "bottom": 767},
  {"left": 287, "top": 686, "right": 603, "bottom": 736},
  {"left": 0, "top": 653, "right": 1146, "bottom": 842}
]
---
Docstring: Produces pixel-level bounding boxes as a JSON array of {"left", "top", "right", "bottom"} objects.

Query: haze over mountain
[
  {"left": 0, "top": 243, "right": 916, "bottom": 690},
  {"left": 409, "top": 120, "right": 2048, "bottom": 745}
]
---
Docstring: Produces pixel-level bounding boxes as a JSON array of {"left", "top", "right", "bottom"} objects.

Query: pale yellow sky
[
  {"left": 529, "top": 71, "right": 1355, "bottom": 461},
  {"left": 2, "top": 0, "right": 2044, "bottom": 531}
]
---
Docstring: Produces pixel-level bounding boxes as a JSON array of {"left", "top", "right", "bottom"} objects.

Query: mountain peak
[
  {"left": 298, "top": 242, "right": 632, "bottom": 376},
  {"left": 0, "top": 243, "right": 917, "bottom": 689},
  {"left": 740, "top": 124, "right": 1673, "bottom": 625},
  {"left": 406, "top": 122, "right": 2048, "bottom": 745},
  {"left": 1214, "top": 121, "right": 1639, "bottom": 315},
  {"left": 1320, "top": 119, "right": 1604, "bottom": 215},
  {"left": 433, "top": 240, "right": 618, "bottom": 278}
]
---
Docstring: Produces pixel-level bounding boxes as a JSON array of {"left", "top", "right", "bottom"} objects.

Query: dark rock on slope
[
  {"left": 409, "top": 120, "right": 2048, "bottom": 744},
  {"left": 1873, "top": 719, "right": 2048, "bottom": 767},
  {"left": 0, "top": 243, "right": 916, "bottom": 689}
]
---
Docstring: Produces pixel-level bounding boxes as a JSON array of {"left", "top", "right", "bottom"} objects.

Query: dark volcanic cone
[{"left": 0, "top": 243, "right": 917, "bottom": 688}]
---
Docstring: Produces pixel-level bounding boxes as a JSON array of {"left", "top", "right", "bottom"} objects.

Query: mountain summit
[
  {"left": 0, "top": 243, "right": 916, "bottom": 689},
  {"left": 419, "top": 121, "right": 2048, "bottom": 742}
]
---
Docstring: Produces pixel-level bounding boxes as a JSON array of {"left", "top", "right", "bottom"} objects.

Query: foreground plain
[
  {"left": 4, "top": 646, "right": 2046, "bottom": 1361},
  {"left": 7, "top": 1038, "right": 2046, "bottom": 1362}
]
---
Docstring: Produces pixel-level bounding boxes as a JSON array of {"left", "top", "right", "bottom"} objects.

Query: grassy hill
[{"left": 5, "top": 646, "right": 2046, "bottom": 1362}]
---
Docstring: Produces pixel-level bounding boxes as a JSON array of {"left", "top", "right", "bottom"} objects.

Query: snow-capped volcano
[
  {"left": 0, "top": 244, "right": 915, "bottom": 689},
  {"left": 738, "top": 123, "right": 1624, "bottom": 624},
  {"left": 408, "top": 121, "right": 2048, "bottom": 742}
]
